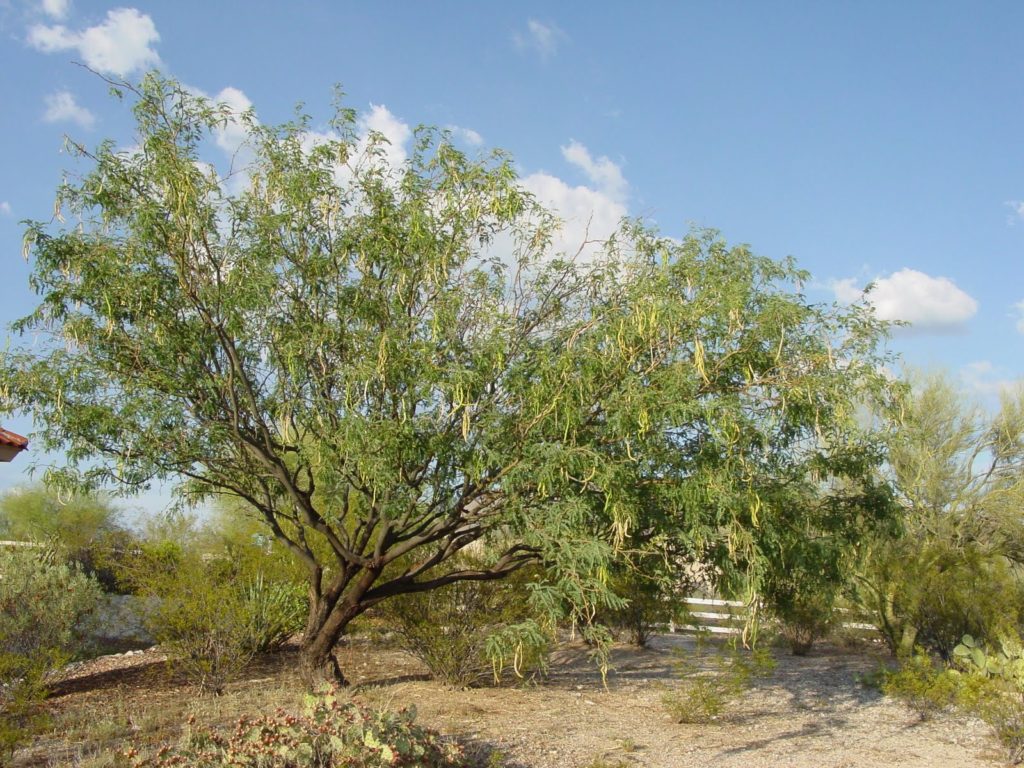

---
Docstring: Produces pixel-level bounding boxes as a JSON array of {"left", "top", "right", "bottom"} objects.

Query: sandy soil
[
  {"left": 343, "top": 635, "right": 1000, "bottom": 768},
  {"left": 28, "top": 634, "right": 1004, "bottom": 767}
]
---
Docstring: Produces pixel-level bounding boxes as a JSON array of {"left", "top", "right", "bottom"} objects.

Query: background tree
[
  {"left": 0, "top": 486, "right": 129, "bottom": 589},
  {"left": 758, "top": 477, "right": 894, "bottom": 654},
  {"left": 2, "top": 75, "right": 895, "bottom": 682},
  {"left": 854, "top": 373, "right": 1024, "bottom": 657},
  {"left": 0, "top": 486, "right": 123, "bottom": 551}
]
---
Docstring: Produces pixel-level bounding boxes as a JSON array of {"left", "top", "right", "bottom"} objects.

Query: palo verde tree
[
  {"left": 2, "top": 75, "right": 896, "bottom": 681},
  {"left": 855, "top": 373, "right": 1024, "bottom": 657}
]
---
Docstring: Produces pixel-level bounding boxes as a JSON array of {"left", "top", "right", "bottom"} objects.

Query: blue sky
[{"left": 1, "top": 1, "right": 1023, "bottom": 512}]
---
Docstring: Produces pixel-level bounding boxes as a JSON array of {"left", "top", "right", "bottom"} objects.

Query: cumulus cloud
[
  {"left": 513, "top": 19, "right": 564, "bottom": 58},
  {"left": 830, "top": 268, "right": 977, "bottom": 331},
  {"left": 210, "top": 86, "right": 254, "bottom": 158},
  {"left": 357, "top": 104, "right": 413, "bottom": 170},
  {"left": 522, "top": 183, "right": 625, "bottom": 260},
  {"left": 42, "top": 89, "right": 95, "bottom": 128},
  {"left": 561, "top": 140, "right": 627, "bottom": 202},
  {"left": 0, "top": 202, "right": 12, "bottom": 216},
  {"left": 28, "top": 7, "right": 160, "bottom": 77},
  {"left": 446, "top": 124, "right": 484, "bottom": 147},
  {"left": 960, "top": 361, "right": 1021, "bottom": 398},
  {"left": 517, "top": 141, "right": 629, "bottom": 260},
  {"left": 41, "top": 0, "right": 70, "bottom": 20}
]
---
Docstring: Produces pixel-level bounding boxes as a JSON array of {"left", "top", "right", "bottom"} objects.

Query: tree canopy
[
  {"left": 0, "top": 486, "right": 123, "bottom": 552},
  {"left": 1, "top": 74, "right": 897, "bottom": 679},
  {"left": 856, "top": 373, "right": 1024, "bottom": 656}
]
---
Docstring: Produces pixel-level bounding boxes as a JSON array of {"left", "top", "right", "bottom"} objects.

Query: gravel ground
[
  {"left": 33, "top": 634, "right": 1003, "bottom": 767},
  {"left": 349, "top": 635, "right": 1001, "bottom": 768}
]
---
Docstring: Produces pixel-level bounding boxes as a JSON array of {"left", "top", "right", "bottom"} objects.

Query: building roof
[{"left": 0, "top": 428, "right": 28, "bottom": 450}]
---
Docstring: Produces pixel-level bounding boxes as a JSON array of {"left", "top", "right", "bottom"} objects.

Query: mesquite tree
[{"left": 2, "top": 75, "right": 895, "bottom": 680}]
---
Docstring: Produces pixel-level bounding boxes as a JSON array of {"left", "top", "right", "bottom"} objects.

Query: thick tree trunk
[{"left": 299, "top": 599, "right": 359, "bottom": 687}]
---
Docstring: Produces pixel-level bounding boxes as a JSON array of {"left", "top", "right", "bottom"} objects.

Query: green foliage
[
  {"left": 601, "top": 559, "right": 692, "bottom": 647},
  {"left": 4, "top": 73, "right": 896, "bottom": 677},
  {"left": 662, "top": 642, "right": 775, "bottom": 724},
  {"left": 0, "top": 548, "right": 102, "bottom": 757},
  {"left": 200, "top": 499, "right": 309, "bottom": 591},
  {"left": 774, "top": 591, "right": 837, "bottom": 656},
  {"left": 124, "top": 685, "right": 465, "bottom": 767},
  {"left": 240, "top": 574, "right": 307, "bottom": 655},
  {"left": 881, "top": 650, "right": 959, "bottom": 720},
  {"left": 952, "top": 634, "right": 1024, "bottom": 764},
  {"left": 855, "top": 375, "right": 1024, "bottom": 658},
  {"left": 124, "top": 540, "right": 306, "bottom": 693},
  {"left": 379, "top": 562, "right": 549, "bottom": 687},
  {"left": 758, "top": 464, "right": 897, "bottom": 657},
  {"left": 0, "top": 486, "right": 130, "bottom": 591},
  {"left": 0, "top": 486, "right": 122, "bottom": 551}
]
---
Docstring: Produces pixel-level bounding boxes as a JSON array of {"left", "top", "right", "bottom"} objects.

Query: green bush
[
  {"left": 239, "top": 574, "right": 307, "bottom": 654},
  {"left": 602, "top": 564, "right": 691, "bottom": 647},
  {"left": 662, "top": 642, "right": 775, "bottom": 724},
  {"left": 124, "top": 685, "right": 465, "bottom": 767},
  {"left": 915, "top": 550, "right": 1024, "bottom": 659},
  {"left": 379, "top": 564, "right": 550, "bottom": 688},
  {"left": 881, "top": 650, "right": 959, "bottom": 720},
  {"left": 124, "top": 543, "right": 306, "bottom": 694},
  {"left": 856, "top": 539, "right": 1024, "bottom": 659},
  {"left": 0, "top": 487, "right": 132, "bottom": 592},
  {"left": 0, "top": 548, "right": 102, "bottom": 756},
  {"left": 773, "top": 590, "right": 838, "bottom": 657}
]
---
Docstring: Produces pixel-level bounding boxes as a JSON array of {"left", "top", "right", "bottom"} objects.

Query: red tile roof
[{"left": 0, "top": 428, "right": 28, "bottom": 450}]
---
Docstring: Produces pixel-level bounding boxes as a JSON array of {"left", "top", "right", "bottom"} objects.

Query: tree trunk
[{"left": 299, "top": 600, "right": 359, "bottom": 687}]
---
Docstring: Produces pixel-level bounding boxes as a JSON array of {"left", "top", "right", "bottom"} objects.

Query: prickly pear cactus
[{"left": 954, "top": 634, "right": 1024, "bottom": 685}]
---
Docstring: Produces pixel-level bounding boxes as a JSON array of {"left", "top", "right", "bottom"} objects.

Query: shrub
[
  {"left": 662, "top": 642, "right": 775, "bottom": 724},
  {"left": 773, "top": 590, "right": 838, "bottom": 656},
  {"left": 952, "top": 634, "right": 1024, "bottom": 764},
  {"left": 124, "top": 543, "right": 306, "bottom": 694},
  {"left": 239, "top": 575, "right": 307, "bottom": 654},
  {"left": 142, "top": 572, "right": 255, "bottom": 695},
  {"left": 379, "top": 563, "right": 549, "bottom": 687},
  {"left": 602, "top": 564, "right": 691, "bottom": 647},
  {"left": 0, "top": 548, "right": 102, "bottom": 756},
  {"left": 881, "top": 650, "right": 959, "bottom": 720},
  {"left": 124, "top": 685, "right": 465, "bottom": 767}
]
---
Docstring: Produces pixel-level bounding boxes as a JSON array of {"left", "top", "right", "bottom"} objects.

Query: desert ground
[{"left": 15, "top": 634, "right": 1000, "bottom": 768}]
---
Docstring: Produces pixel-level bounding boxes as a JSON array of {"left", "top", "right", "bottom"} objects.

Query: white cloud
[
  {"left": 42, "top": 89, "right": 95, "bottom": 128},
  {"left": 830, "top": 268, "right": 978, "bottom": 331},
  {"left": 28, "top": 7, "right": 160, "bottom": 77},
  {"left": 829, "top": 276, "right": 863, "bottom": 304},
  {"left": 41, "top": 0, "right": 70, "bottom": 20},
  {"left": 521, "top": 171, "right": 627, "bottom": 261},
  {"left": 960, "top": 361, "right": 1021, "bottom": 398},
  {"left": 1013, "top": 300, "right": 1024, "bottom": 334},
  {"left": 293, "top": 104, "right": 414, "bottom": 196},
  {"left": 561, "top": 140, "right": 627, "bottom": 202},
  {"left": 0, "top": 202, "right": 11, "bottom": 216},
  {"left": 210, "top": 86, "right": 254, "bottom": 158},
  {"left": 513, "top": 19, "right": 563, "bottom": 58},
  {"left": 446, "top": 125, "right": 484, "bottom": 147},
  {"left": 357, "top": 104, "right": 413, "bottom": 171},
  {"left": 1007, "top": 200, "right": 1024, "bottom": 224}
]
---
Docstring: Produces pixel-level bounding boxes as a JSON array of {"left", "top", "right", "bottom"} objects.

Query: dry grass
[{"left": 16, "top": 647, "right": 311, "bottom": 767}]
